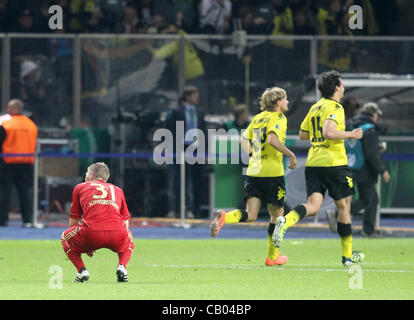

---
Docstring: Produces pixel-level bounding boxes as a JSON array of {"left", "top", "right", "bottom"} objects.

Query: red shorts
[{"left": 61, "top": 225, "right": 134, "bottom": 254}]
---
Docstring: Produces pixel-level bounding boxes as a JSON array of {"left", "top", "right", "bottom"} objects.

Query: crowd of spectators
[
  {"left": 2, "top": 0, "right": 414, "bottom": 127},
  {"left": 0, "top": 0, "right": 412, "bottom": 36}
]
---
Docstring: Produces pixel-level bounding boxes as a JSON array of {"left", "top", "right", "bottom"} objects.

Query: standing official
[
  {"left": 0, "top": 99, "right": 37, "bottom": 228},
  {"left": 166, "top": 85, "right": 207, "bottom": 219}
]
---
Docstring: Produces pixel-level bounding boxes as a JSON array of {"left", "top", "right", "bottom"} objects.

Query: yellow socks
[
  {"left": 285, "top": 211, "right": 301, "bottom": 228},
  {"left": 224, "top": 210, "right": 242, "bottom": 224},
  {"left": 337, "top": 223, "right": 353, "bottom": 258},
  {"left": 267, "top": 234, "right": 279, "bottom": 260},
  {"left": 267, "top": 223, "right": 279, "bottom": 260},
  {"left": 224, "top": 209, "right": 248, "bottom": 224},
  {"left": 341, "top": 235, "right": 353, "bottom": 258},
  {"left": 285, "top": 205, "right": 307, "bottom": 229}
]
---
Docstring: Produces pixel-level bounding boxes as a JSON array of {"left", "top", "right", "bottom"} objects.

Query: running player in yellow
[
  {"left": 210, "top": 87, "right": 297, "bottom": 266},
  {"left": 272, "top": 70, "right": 365, "bottom": 267}
]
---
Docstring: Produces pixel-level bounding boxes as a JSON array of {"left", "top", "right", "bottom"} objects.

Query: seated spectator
[
  {"left": 153, "top": 0, "right": 199, "bottom": 33},
  {"left": 317, "top": 0, "right": 353, "bottom": 71},
  {"left": 50, "top": 29, "right": 73, "bottom": 98},
  {"left": 68, "top": 0, "right": 96, "bottom": 32},
  {"left": 121, "top": 4, "right": 147, "bottom": 33},
  {"left": 136, "top": 0, "right": 154, "bottom": 27},
  {"left": 266, "top": 0, "right": 296, "bottom": 80},
  {"left": 199, "top": 0, "right": 232, "bottom": 34},
  {"left": 270, "top": 0, "right": 294, "bottom": 49},
  {"left": 238, "top": 6, "right": 268, "bottom": 34},
  {"left": 12, "top": 8, "right": 35, "bottom": 33},
  {"left": 11, "top": 8, "right": 49, "bottom": 57},
  {"left": 150, "top": 13, "right": 174, "bottom": 34},
  {"left": 98, "top": 0, "right": 124, "bottom": 33},
  {"left": 84, "top": 6, "right": 109, "bottom": 33},
  {"left": 0, "top": 0, "right": 11, "bottom": 32},
  {"left": 293, "top": 7, "right": 317, "bottom": 35},
  {"left": 18, "top": 60, "right": 49, "bottom": 125}
]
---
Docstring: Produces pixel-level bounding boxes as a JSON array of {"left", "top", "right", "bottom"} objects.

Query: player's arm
[
  {"left": 323, "top": 119, "right": 363, "bottom": 140},
  {"left": 240, "top": 136, "right": 252, "bottom": 156},
  {"left": 240, "top": 124, "right": 253, "bottom": 156},
  {"left": 299, "top": 112, "right": 310, "bottom": 140},
  {"left": 69, "top": 218, "right": 80, "bottom": 227},
  {"left": 119, "top": 189, "right": 131, "bottom": 230},
  {"left": 69, "top": 185, "right": 82, "bottom": 227},
  {"left": 299, "top": 129, "right": 309, "bottom": 140},
  {"left": 267, "top": 132, "right": 297, "bottom": 169}
]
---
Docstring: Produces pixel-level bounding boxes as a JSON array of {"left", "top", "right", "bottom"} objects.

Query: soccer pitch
[{"left": 0, "top": 238, "right": 413, "bottom": 300}]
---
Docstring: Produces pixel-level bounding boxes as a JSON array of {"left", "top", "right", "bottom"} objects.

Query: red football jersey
[{"left": 70, "top": 180, "right": 131, "bottom": 230}]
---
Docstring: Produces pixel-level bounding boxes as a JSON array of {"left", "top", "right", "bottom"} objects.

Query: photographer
[{"left": 349, "top": 102, "right": 390, "bottom": 238}]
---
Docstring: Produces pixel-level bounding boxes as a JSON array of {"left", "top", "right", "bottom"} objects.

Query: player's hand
[
  {"left": 351, "top": 128, "right": 363, "bottom": 139},
  {"left": 288, "top": 155, "right": 297, "bottom": 170},
  {"left": 86, "top": 251, "right": 95, "bottom": 257},
  {"left": 382, "top": 170, "right": 390, "bottom": 183}
]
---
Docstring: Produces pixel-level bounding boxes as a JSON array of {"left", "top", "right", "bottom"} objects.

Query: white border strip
[{"left": 147, "top": 263, "right": 413, "bottom": 273}]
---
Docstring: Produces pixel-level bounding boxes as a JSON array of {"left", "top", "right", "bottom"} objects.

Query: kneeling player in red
[{"left": 61, "top": 162, "right": 134, "bottom": 283}]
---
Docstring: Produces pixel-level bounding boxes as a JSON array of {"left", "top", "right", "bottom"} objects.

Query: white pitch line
[{"left": 146, "top": 263, "right": 413, "bottom": 273}]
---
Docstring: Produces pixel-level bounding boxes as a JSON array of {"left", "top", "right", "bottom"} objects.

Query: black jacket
[
  {"left": 166, "top": 103, "right": 207, "bottom": 158},
  {"left": 349, "top": 113, "right": 385, "bottom": 183}
]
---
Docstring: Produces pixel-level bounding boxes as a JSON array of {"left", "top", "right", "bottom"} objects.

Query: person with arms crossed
[
  {"left": 61, "top": 162, "right": 134, "bottom": 283},
  {"left": 272, "top": 70, "right": 365, "bottom": 267},
  {"left": 210, "top": 87, "right": 297, "bottom": 266}
]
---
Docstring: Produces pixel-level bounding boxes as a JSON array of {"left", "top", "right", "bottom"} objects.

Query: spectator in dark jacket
[
  {"left": 165, "top": 86, "right": 208, "bottom": 219},
  {"left": 350, "top": 102, "right": 390, "bottom": 237}
]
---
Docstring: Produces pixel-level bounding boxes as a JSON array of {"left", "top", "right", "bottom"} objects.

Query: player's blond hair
[
  {"left": 259, "top": 87, "right": 286, "bottom": 111},
  {"left": 87, "top": 162, "right": 110, "bottom": 182}
]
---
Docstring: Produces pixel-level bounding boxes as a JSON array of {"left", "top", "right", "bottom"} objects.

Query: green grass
[{"left": 0, "top": 238, "right": 413, "bottom": 300}]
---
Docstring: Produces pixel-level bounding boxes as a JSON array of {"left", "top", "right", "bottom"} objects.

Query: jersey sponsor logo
[
  {"left": 311, "top": 144, "right": 330, "bottom": 149},
  {"left": 311, "top": 105, "right": 323, "bottom": 112},
  {"left": 253, "top": 117, "right": 270, "bottom": 125},
  {"left": 252, "top": 154, "right": 268, "bottom": 160}
]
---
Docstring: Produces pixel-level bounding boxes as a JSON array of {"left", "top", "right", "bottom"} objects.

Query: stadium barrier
[
  {"left": 1, "top": 33, "right": 414, "bottom": 227},
  {"left": 1, "top": 133, "right": 413, "bottom": 228}
]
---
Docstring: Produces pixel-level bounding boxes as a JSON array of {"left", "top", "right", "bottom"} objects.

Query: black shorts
[
  {"left": 243, "top": 176, "right": 286, "bottom": 208},
  {"left": 305, "top": 166, "right": 355, "bottom": 200}
]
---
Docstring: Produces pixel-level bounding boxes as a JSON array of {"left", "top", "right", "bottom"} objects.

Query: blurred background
[{"left": 1, "top": 0, "right": 414, "bottom": 226}]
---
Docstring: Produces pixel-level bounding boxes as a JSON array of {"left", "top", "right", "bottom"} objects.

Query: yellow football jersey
[
  {"left": 242, "top": 111, "right": 287, "bottom": 177},
  {"left": 300, "top": 98, "right": 348, "bottom": 167}
]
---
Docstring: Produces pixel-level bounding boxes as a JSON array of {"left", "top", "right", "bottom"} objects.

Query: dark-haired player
[
  {"left": 272, "top": 70, "right": 365, "bottom": 266},
  {"left": 61, "top": 162, "right": 134, "bottom": 282}
]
